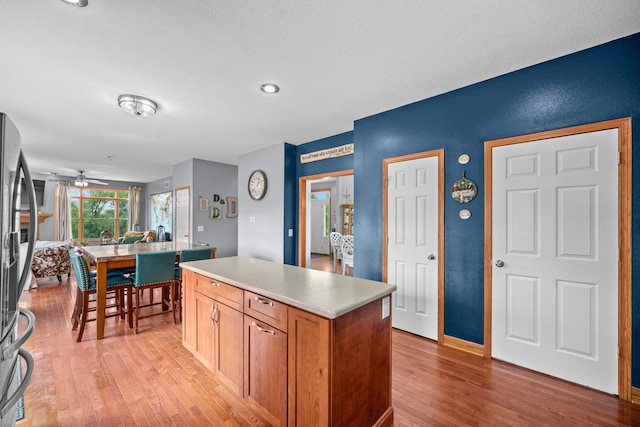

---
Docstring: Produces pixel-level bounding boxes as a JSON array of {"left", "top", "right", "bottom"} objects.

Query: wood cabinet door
[
  {"left": 214, "top": 301, "right": 244, "bottom": 396},
  {"left": 194, "top": 291, "right": 215, "bottom": 369},
  {"left": 244, "top": 315, "right": 288, "bottom": 426}
]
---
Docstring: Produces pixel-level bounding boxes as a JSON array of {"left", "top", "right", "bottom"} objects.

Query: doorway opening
[{"left": 298, "top": 169, "right": 354, "bottom": 274}]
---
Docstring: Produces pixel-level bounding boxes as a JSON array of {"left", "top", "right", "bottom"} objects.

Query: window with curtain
[{"left": 70, "top": 187, "right": 129, "bottom": 241}]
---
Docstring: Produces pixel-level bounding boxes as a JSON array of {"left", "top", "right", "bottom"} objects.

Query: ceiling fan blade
[{"left": 85, "top": 178, "right": 109, "bottom": 185}]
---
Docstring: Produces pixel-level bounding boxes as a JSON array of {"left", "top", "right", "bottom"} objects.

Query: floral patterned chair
[{"left": 31, "top": 241, "right": 72, "bottom": 283}]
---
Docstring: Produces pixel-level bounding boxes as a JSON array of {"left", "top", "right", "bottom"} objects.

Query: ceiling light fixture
[
  {"left": 260, "top": 83, "right": 280, "bottom": 94},
  {"left": 61, "top": 0, "right": 88, "bottom": 7},
  {"left": 117, "top": 94, "right": 158, "bottom": 117}
]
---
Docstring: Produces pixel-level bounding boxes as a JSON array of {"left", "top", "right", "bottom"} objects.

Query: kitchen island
[{"left": 180, "top": 256, "right": 396, "bottom": 427}]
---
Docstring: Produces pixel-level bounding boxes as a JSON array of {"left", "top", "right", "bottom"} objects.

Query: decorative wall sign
[
  {"left": 459, "top": 209, "right": 471, "bottom": 220},
  {"left": 226, "top": 197, "right": 238, "bottom": 218},
  {"left": 198, "top": 197, "right": 209, "bottom": 211},
  {"left": 300, "top": 143, "right": 354, "bottom": 164},
  {"left": 213, "top": 194, "right": 220, "bottom": 202},
  {"left": 210, "top": 206, "right": 222, "bottom": 220},
  {"left": 451, "top": 171, "right": 477, "bottom": 203}
]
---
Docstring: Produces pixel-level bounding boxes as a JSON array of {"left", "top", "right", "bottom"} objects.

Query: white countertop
[{"left": 179, "top": 256, "right": 397, "bottom": 319}]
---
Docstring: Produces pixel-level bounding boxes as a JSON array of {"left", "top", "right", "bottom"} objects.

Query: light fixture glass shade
[
  {"left": 260, "top": 83, "right": 280, "bottom": 94},
  {"left": 117, "top": 94, "right": 158, "bottom": 117},
  {"left": 74, "top": 180, "right": 88, "bottom": 187},
  {"left": 61, "top": 0, "right": 88, "bottom": 6}
]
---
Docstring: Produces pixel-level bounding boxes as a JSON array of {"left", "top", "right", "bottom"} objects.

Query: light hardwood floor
[{"left": 16, "top": 274, "right": 640, "bottom": 426}]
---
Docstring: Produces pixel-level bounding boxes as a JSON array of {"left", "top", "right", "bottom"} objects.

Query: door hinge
[{"left": 617, "top": 152, "right": 621, "bottom": 165}]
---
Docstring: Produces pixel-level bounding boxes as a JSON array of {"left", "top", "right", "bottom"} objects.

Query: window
[{"left": 70, "top": 187, "right": 129, "bottom": 242}]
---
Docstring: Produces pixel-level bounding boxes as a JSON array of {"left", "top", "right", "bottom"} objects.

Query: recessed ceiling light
[
  {"left": 260, "top": 83, "right": 280, "bottom": 94},
  {"left": 61, "top": 0, "right": 88, "bottom": 7}
]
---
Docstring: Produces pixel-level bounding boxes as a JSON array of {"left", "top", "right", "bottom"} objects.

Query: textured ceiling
[{"left": 1, "top": 0, "right": 639, "bottom": 183}]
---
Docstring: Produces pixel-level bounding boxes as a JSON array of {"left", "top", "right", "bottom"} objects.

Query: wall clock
[{"left": 248, "top": 169, "right": 268, "bottom": 200}]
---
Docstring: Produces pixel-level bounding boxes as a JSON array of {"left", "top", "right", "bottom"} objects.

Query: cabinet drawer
[
  {"left": 244, "top": 291, "right": 288, "bottom": 333},
  {"left": 195, "top": 274, "right": 243, "bottom": 311}
]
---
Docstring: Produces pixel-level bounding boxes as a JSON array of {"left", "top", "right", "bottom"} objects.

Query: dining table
[{"left": 81, "top": 241, "right": 215, "bottom": 340}]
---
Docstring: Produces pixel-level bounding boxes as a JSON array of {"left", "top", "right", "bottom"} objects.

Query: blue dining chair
[
  {"left": 175, "top": 247, "right": 213, "bottom": 281},
  {"left": 69, "top": 249, "right": 132, "bottom": 342},
  {"left": 130, "top": 251, "right": 177, "bottom": 333},
  {"left": 173, "top": 247, "right": 213, "bottom": 322}
]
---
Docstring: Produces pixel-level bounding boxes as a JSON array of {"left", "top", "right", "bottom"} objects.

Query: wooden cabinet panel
[
  {"left": 244, "top": 316, "right": 288, "bottom": 426},
  {"left": 288, "top": 307, "right": 330, "bottom": 427},
  {"left": 214, "top": 301, "right": 244, "bottom": 395},
  {"left": 182, "top": 270, "right": 197, "bottom": 349},
  {"left": 288, "top": 300, "right": 394, "bottom": 427},
  {"left": 244, "top": 291, "right": 288, "bottom": 333},
  {"left": 184, "top": 269, "right": 244, "bottom": 396},
  {"left": 194, "top": 291, "right": 215, "bottom": 369},
  {"left": 195, "top": 275, "right": 243, "bottom": 311}
]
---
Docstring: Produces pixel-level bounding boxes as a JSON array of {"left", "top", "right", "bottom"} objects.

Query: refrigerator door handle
[
  {"left": 0, "top": 348, "right": 34, "bottom": 418},
  {"left": 14, "top": 151, "right": 37, "bottom": 294},
  {"left": 1, "top": 308, "right": 35, "bottom": 361}
]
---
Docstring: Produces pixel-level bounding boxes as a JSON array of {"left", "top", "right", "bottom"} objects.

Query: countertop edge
[{"left": 181, "top": 262, "right": 396, "bottom": 320}]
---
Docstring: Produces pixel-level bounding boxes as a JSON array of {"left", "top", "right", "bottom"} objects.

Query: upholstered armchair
[{"left": 31, "top": 241, "right": 73, "bottom": 283}]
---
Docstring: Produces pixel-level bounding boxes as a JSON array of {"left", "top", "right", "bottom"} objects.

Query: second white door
[
  {"left": 387, "top": 155, "right": 440, "bottom": 339},
  {"left": 491, "top": 128, "right": 619, "bottom": 394}
]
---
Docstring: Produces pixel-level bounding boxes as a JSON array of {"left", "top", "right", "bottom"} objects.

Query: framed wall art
[
  {"left": 210, "top": 206, "right": 222, "bottom": 220},
  {"left": 150, "top": 191, "right": 173, "bottom": 234},
  {"left": 198, "top": 196, "right": 209, "bottom": 212},
  {"left": 226, "top": 196, "right": 238, "bottom": 218}
]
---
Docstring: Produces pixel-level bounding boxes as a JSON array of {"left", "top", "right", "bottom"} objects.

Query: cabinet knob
[{"left": 210, "top": 281, "right": 221, "bottom": 287}]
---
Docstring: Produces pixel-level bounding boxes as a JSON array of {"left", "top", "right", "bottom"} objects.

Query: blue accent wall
[
  {"left": 283, "top": 143, "right": 297, "bottom": 265},
  {"left": 296, "top": 131, "right": 354, "bottom": 178},
  {"left": 295, "top": 32, "right": 640, "bottom": 385}
]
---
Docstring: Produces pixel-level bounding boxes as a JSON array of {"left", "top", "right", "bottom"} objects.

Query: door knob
[
  {"left": 495, "top": 260, "right": 505, "bottom": 268},
  {"left": 427, "top": 254, "right": 436, "bottom": 261}
]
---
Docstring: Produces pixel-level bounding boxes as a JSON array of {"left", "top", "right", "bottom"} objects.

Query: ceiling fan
[{"left": 74, "top": 170, "right": 108, "bottom": 187}]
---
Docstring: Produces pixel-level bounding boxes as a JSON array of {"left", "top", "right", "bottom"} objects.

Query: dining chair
[
  {"left": 341, "top": 234, "right": 354, "bottom": 275},
  {"left": 173, "top": 247, "right": 213, "bottom": 321},
  {"left": 69, "top": 249, "right": 132, "bottom": 342},
  {"left": 175, "top": 247, "right": 213, "bottom": 281},
  {"left": 329, "top": 232, "right": 343, "bottom": 273},
  {"left": 130, "top": 251, "right": 178, "bottom": 333}
]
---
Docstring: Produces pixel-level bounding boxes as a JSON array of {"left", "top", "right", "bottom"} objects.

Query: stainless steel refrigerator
[{"left": 0, "top": 113, "right": 35, "bottom": 426}]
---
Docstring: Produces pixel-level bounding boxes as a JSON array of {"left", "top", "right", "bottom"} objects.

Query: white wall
[{"left": 238, "top": 143, "right": 285, "bottom": 262}]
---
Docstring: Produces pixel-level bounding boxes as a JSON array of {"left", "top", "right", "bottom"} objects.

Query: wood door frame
[
  {"left": 382, "top": 149, "right": 445, "bottom": 343},
  {"left": 483, "top": 118, "right": 632, "bottom": 400},
  {"left": 298, "top": 170, "right": 353, "bottom": 268}
]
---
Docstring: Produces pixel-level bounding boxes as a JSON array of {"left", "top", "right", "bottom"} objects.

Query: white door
[
  {"left": 491, "top": 129, "right": 619, "bottom": 394},
  {"left": 310, "top": 197, "right": 329, "bottom": 255},
  {"left": 387, "top": 155, "right": 439, "bottom": 339},
  {"left": 174, "top": 187, "right": 190, "bottom": 245}
]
